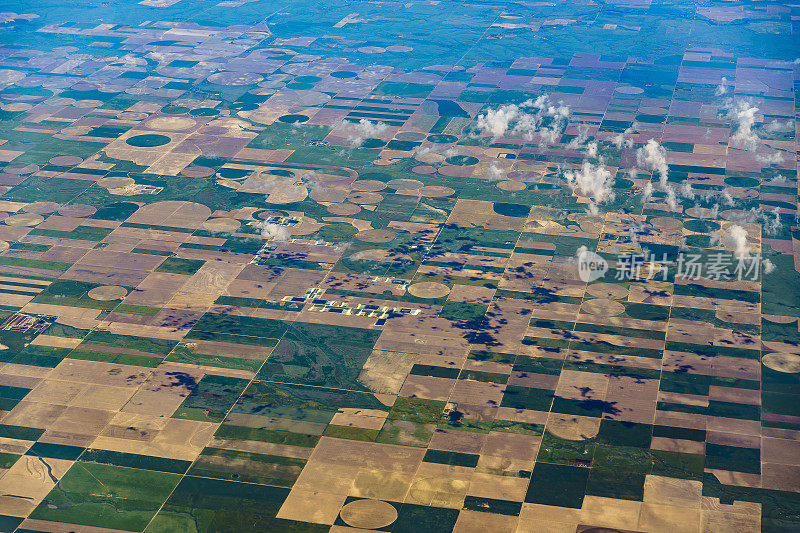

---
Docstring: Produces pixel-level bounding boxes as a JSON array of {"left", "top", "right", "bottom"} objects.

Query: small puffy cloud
[
  {"left": 535, "top": 100, "right": 571, "bottom": 145},
  {"left": 762, "top": 258, "right": 776, "bottom": 274},
  {"left": 636, "top": 139, "right": 669, "bottom": 185},
  {"left": 412, "top": 145, "right": 432, "bottom": 158},
  {"left": 679, "top": 181, "right": 694, "bottom": 200},
  {"left": 355, "top": 118, "right": 388, "bottom": 137},
  {"left": 512, "top": 112, "right": 540, "bottom": 141},
  {"left": 725, "top": 206, "right": 782, "bottom": 235},
  {"left": 665, "top": 185, "right": 678, "bottom": 210},
  {"left": 764, "top": 118, "right": 795, "bottom": 133},
  {"left": 251, "top": 221, "right": 291, "bottom": 241},
  {"left": 474, "top": 95, "right": 570, "bottom": 144},
  {"left": 611, "top": 127, "right": 633, "bottom": 149},
  {"left": 714, "top": 77, "right": 729, "bottom": 96},
  {"left": 347, "top": 119, "right": 388, "bottom": 147},
  {"left": 767, "top": 174, "right": 787, "bottom": 184},
  {"left": 476, "top": 103, "right": 524, "bottom": 138},
  {"left": 566, "top": 124, "right": 590, "bottom": 149},
  {"left": 564, "top": 161, "right": 615, "bottom": 205},
  {"left": 641, "top": 181, "right": 653, "bottom": 204},
  {"left": 0, "top": 12, "right": 38, "bottom": 24},
  {"left": 723, "top": 224, "right": 751, "bottom": 258},
  {"left": 755, "top": 151, "right": 784, "bottom": 165},
  {"left": 486, "top": 162, "right": 506, "bottom": 181},
  {"left": 766, "top": 206, "right": 782, "bottom": 234},
  {"left": 720, "top": 188, "right": 735, "bottom": 206},
  {"left": 729, "top": 100, "right": 760, "bottom": 151}
]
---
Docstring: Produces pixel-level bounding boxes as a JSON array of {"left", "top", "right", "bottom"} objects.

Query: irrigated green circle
[
  {"left": 761, "top": 200, "right": 795, "bottom": 210},
  {"left": 93, "top": 202, "right": 139, "bottom": 221},
  {"left": 625, "top": 303, "right": 670, "bottom": 321},
  {"left": 278, "top": 114, "right": 309, "bottom": 124},
  {"left": 286, "top": 83, "right": 314, "bottom": 90},
  {"left": 331, "top": 71, "right": 357, "bottom": 78},
  {"left": 161, "top": 105, "right": 189, "bottom": 115},
  {"left": 445, "top": 155, "right": 479, "bottom": 166},
  {"left": 265, "top": 169, "right": 295, "bottom": 177},
  {"left": 493, "top": 203, "right": 531, "bottom": 218},
  {"left": 317, "top": 222, "right": 358, "bottom": 242},
  {"left": 361, "top": 138, "right": 386, "bottom": 148},
  {"left": 684, "top": 234, "right": 712, "bottom": 248},
  {"left": 48, "top": 280, "right": 89, "bottom": 296},
  {"left": 218, "top": 167, "right": 249, "bottom": 180},
  {"left": 294, "top": 76, "right": 321, "bottom": 83},
  {"left": 683, "top": 219, "right": 720, "bottom": 233},
  {"left": 230, "top": 102, "right": 258, "bottom": 111},
  {"left": 189, "top": 107, "right": 220, "bottom": 116},
  {"left": 725, "top": 176, "right": 759, "bottom": 188},
  {"left": 427, "top": 134, "right": 457, "bottom": 144},
  {"left": 126, "top": 134, "right": 171, "bottom": 147}
]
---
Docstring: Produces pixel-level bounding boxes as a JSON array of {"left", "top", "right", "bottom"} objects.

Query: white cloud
[
  {"left": 511, "top": 112, "right": 540, "bottom": 141},
  {"left": 535, "top": 100, "right": 570, "bottom": 145},
  {"left": 412, "top": 145, "right": 432, "bottom": 158},
  {"left": 564, "top": 161, "right": 615, "bottom": 205},
  {"left": 486, "top": 162, "right": 506, "bottom": 181},
  {"left": 720, "top": 188, "right": 736, "bottom": 206},
  {"left": 611, "top": 127, "right": 633, "bottom": 149},
  {"left": 766, "top": 206, "right": 782, "bottom": 234},
  {"left": 641, "top": 181, "right": 653, "bottom": 204},
  {"left": 566, "top": 124, "right": 590, "bottom": 149},
  {"left": 347, "top": 119, "right": 388, "bottom": 147},
  {"left": 251, "top": 221, "right": 291, "bottom": 241},
  {"left": 764, "top": 118, "right": 795, "bottom": 133},
  {"left": 585, "top": 141, "right": 598, "bottom": 158},
  {"left": 355, "top": 118, "right": 388, "bottom": 137},
  {"left": 0, "top": 12, "right": 38, "bottom": 24},
  {"left": 715, "top": 77, "right": 729, "bottom": 96},
  {"left": 476, "top": 103, "right": 523, "bottom": 138},
  {"left": 636, "top": 139, "right": 669, "bottom": 186},
  {"left": 755, "top": 151, "right": 784, "bottom": 165},
  {"left": 628, "top": 221, "right": 645, "bottom": 245},
  {"left": 723, "top": 224, "right": 751, "bottom": 258},
  {"left": 474, "top": 95, "right": 570, "bottom": 144},
  {"left": 722, "top": 206, "right": 783, "bottom": 237},
  {"left": 680, "top": 181, "right": 694, "bottom": 200},
  {"left": 729, "top": 100, "right": 760, "bottom": 151},
  {"left": 762, "top": 258, "right": 776, "bottom": 274},
  {"left": 665, "top": 185, "right": 678, "bottom": 210}
]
